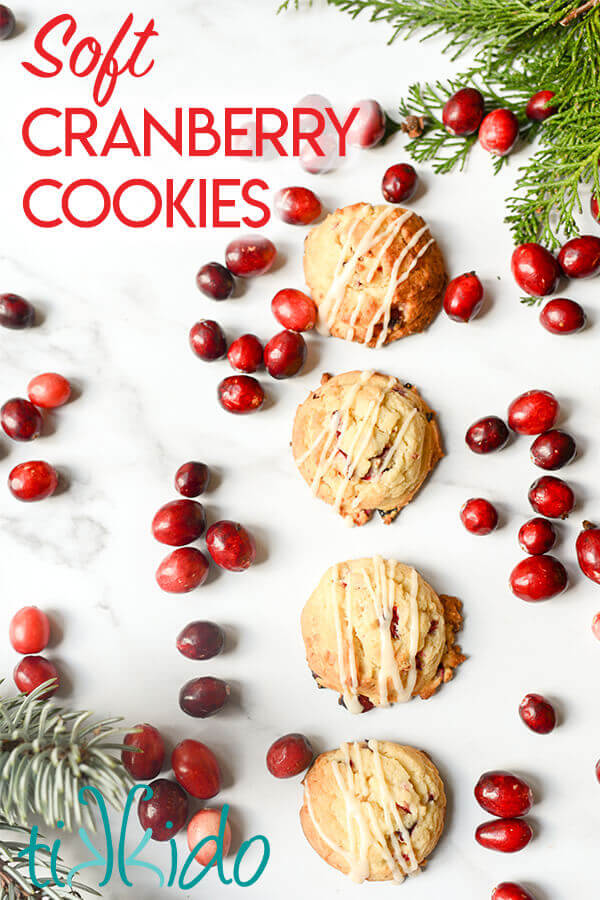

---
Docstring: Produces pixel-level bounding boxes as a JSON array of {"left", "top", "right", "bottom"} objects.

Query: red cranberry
[
  {"left": 225, "top": 236, "right": 276, "bottom": 277},
  {"left": 264, "top": 330, "right": 307, "bottom": 378},
  {"left": 576, "top": 521, "right": 600, "bottom": 584},
  {"left": 442, "top": 87, "right": 484, "bottom": 136},
  {"left": 0, "top": 5, "right": 15, "bottom": 39},
  {"left": 152, "top": 499, "right": 206, "bottom": 546},
  {"left": 508, "top": 390, "right": 559, "bottom": 435},
  {"left": 206, "top": 520, "right": 256, "bottom": 571},
  {"left": 518, "top": 518, "right": 556, "bottom": 555},
  {"left": 172, "top": 739, "right": 221, "bottom": 799},
  {"left": 465, "top": 416, "right": 509, "bottom": 454},
  {"left": 597, "top": 760, "right": 600, "bottom": 783},
  {"left": 189, "top": 320, "right": 226, "bottom": 361},
  {"left": 217, "top": 375, "right": 264, "bottom": 414},
  {"left": 443, "top": 271, "right": 484, "bottom": 322},
  {"left": 530, "top": 430, "right": 576, "bottom": 469},
  {"left": 138, "top": 779, "right": 188, "bottom": 841},
  {"left": 156, "top": 548, "right": 209, "bottom": 593},
  {"left": 300, "top": 132, "right": 339, "bottom": 174},
  {"left": 479, "top": 109, "right": 519, "bottom": 156},
  {"left": 174, "top": 461, "right": 209, "bottom": 497},
  {"left": 592, "top": 195, "right": 600, "bottom": 223},
  {"left": 266, "top": 733, "right": 313, "bottom": 778},
  {"left": 474, "top": 771, "right": 533, "bottom": 818},
  {"left": 460, "top": 498, "right": 498, "bottom": 535},
  {"left": 526, "top": 90, "right": 557, "bottom": 122},
  {"left": 227, "top": 334, "right": 263, "bottom": 373},
  {"left": 187, "top": 809, "right": 232, "bottom": 866},
  {"left": 0, "top": 293, "right": 35, "bottom": 329},
  {"left": 492, "top": 883, "right": 536, "bottom": 900},
  {"left": 8, "top": 461, "right": 58, "bottom": 502},
  {"left": 511, "top": 244, "right": 560, "bottom": 296},
  {"left": 271, "top": 289, "right": 317, "bottom": 332},
  {"left": 528, "top": 475, "right": 574, "bottom": 519},
  {"left": 14, "top": 656, "right": 59, "bottom": 697},
  {"left": 27, "top": 373, "right": 71, "bottom": 409},
  {"left": 9, "top": 606, "right": 50, "bottom": 654},
  {"left": 1, "top": 398, "right": 43, "bottom": 441},
  {"left": 347, "top": 99, "right": 386, "bottom": 148},
  {"left": 558, "top": 235, "right": 600, "bottom": 278},
  {"left": 381, "top": 163, "right": 418, "bottom": 203},
  {"left": 179, "top": 676, "right": 230, "bottom": 718},
  {"left": 274, "top": 187, "right": 321, "bottom": 225},
  {"left": 196, "top": 262, "right": 235, "bottom": 300},
  {"left": 519, "top": 693, "right": 556, "bottom": 734},
  {"left": 475, "top": 818, "right": 532, "bottom": 853},
  {"left": 122, "top": 724, "right": 165, "bottom": 780},
  {"left": 510, "top": 555, "right": 567, "bottom": 601},
  {"left": 540, "top": 297, "right": 585, "bottom": 334},
  {"left": 592, "top": 612, "right": 600, "bottom": 641},
  {"left": 176, "top": 621, "right": 224, "bottom": 660}
]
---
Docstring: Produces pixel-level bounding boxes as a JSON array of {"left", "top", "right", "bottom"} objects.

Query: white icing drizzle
[
  {"left": 367, "top": 740, "right": 419, "bottom": 873},
  {"left": 331, "top": 563, "right": 362, "bottom": 715},
  {"left": 304, "top": 781, "right": 351, "bottom": 864},
  {"left": 365, "top": 211, "right": 413, "bottom": 284}
]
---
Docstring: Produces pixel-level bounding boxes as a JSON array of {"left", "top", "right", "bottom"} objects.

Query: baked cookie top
[
  {"left": 291, "top": 371, "right": 442, "bottom": 526},
  {"left": 300, "top": 740, "right": 446, "bottom": 883},
  {"left": 301, "top": 556, "right": 464, "bottom": 713},
  {"left": 303, "top": 202, "right": 446, "bottom": 347}
]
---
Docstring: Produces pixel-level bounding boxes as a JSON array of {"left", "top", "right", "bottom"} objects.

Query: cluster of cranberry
[{"left": 8, "top": 606, "right": 60, "bottom": 697}]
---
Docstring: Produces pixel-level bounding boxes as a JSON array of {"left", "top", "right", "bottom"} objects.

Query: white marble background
[{"left": 1, "top": 1, "right": 600, "bottom": 897}]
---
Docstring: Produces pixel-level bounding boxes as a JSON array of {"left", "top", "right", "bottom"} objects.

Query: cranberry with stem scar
[
  {"left": 526, "top": 90, "right": 557, "bottom": 122},
  {"left": 519, "top": 693, "right": 556, "bottom": 734},
  {"left": 9, "top": 606, "right": 50, "bottom": 654},
  {"left": 271, "top": 289, "right": 317, "bottom": 332},
  {"left": 576, "top": 521, "right": 600, "bottom": 584},
  {"left": 206, "top": 520, "right": 256, "bottom": 571},
  {"left": 518, "top": 517, "right": 556, "bottom": 555},
  {"left": 174, "top": 461, "right": 209, "bottom": 497},
  {"left": 443, "top": 271, "right": 484, "bottom": 322},
  {"left": 122, "top": 724, "right": 165, "bottom": 780},
  {"left": 1, "top": 398, "right": 43, "bottom": 441},
  {"left": 0, "top": 293, "right": 35, "bottom": 329},
  {"left": 264, "top": 330, "right": 307, "bottom": 378},
  {"left": 137, "top": 779, "right": 188, "bottom": 841},
  {"left": 218, "top": 375, "right": 264, "bottom": 414},
  {"left": 558, "top": 235, "right": 600, "bottom": 278},
  {"left": 8, "top": 461, "right": 58, "bottom": 501},
  {"left": 479, "top": 109, "right": 519, "bottom": 156},
  {"left": 509, "top": 555, "right": 567, "bottom": 601},
  {"left": 474, "top": 771, "right": 533, "bottom": 818},
  {"left": 27, "top": 373, "right": 71, "bottom": 409},
  {"left": 511, "top": 243, "right": 560, "bottom": 297},
  {"left": 14, "top": 656, "right": 59, "bottom": 697},
  {"left": 530, "top": 430, "right": 576, "bottom": 469},
  {"left": 179, "top": 676, "right": 230, "bottom": 718},
  {"left": 156, "top": 548, "right": 209, "bottom": 593},
  {"left": 172, "top": 739, "right": 221, "bottom": 800},
  {"left": 189, "top": 320, "right": 226, "bottom": 361},
  {"left": 176, "top": 621, "right": 225, "bottom": 660},
  {"left": 460, "top": 498, "right": 498, "bottom": 535},
  {"left": 225, "top": 236, "right": 276, "bottom": 277},
  {"left": 508, "top": 390, "right": 559, "bottom": 435},
  {"left": 465, "top": 416, "right": 509, "bottom": 454},
  {"left": 528, "top": 475, "right": 574, "bottom": 519},
  {"left": 492, "top": 883, "right": 536, "bottom": 900},
  {"left": 196, "top": 262, "right": 235, "bottom": 300},
  {"left": 540, "top": 298, "right": 585, "bottom": 334},
  {"left": 266, "top": 733, "right": 314, "bottom": 778},
  {"left": 152, "top": 499, "right": 206, "bottom": 546},
  {"left": 475, "top": 818, "right": 532, "bottom": 853},
  {"left": 381, "top": 164, "right": 418, "bottom": 203},
  {"left": 442, "top": 87, "right": 484, "bottom": 136},
  {"left": 347, "top": 99, "right": 386, "bottom": 148},
  {"left": 227, "top": 334, "right": 263, "bottom": 373},
  {"left": 274, "top": 187, "right": 321, "bottom": 225}
]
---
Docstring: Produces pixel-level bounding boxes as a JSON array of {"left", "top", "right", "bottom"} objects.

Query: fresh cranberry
[
  {"left": 460, "top": 498, "right": 498, "bottom": 535},
  {"left": 465, "top": 416, "right": 509, "bottom": 454},
  {"left": 0, "top": 5, "right": 15, "bottom": 39},
  {"left": 264, "top": 330, "right": 307, "bottom": 378},
  {"left": 14, "top": 656, "right": 59, "bottom": 697},
  {"left": 206, "top": 520, "right": 256, "bottom": 571},
  {"left": 266, "top": 733, "right": 313, "bottom": 778},
  {"left": 176, "top": 621, "right": 224, "bottom": 660},
  {"left": 151, "top": 499, "right": 206, "bottom": 546},
  {"left": 526, "top": 90, "right": 557, "bottom": 122},
  {"left": 381, "top": 163, "right": 418, "bottom": 203},
  {"left": 528, "top": 475, "right": 574, "bottom": 519},
  {"left": 225, "top": 236, "right": 276, "bottom": 277},
  {"left": 347, "top": 99, "right": 386, "bottom": 148},
  {"left": 558, "top": 235, "right": 600, "bottom": 278},
  {"left": 9, "top": 606, "right": 50, "bottom": 654},
  {"left": 519, "top": 693, "right": 556, "bottom": 734},
  {"left": 27, "top": 373, "right": 72, "bottom": 409},
  {"left": 138, "top": 779, "right": 188, "bottom": 841},
  {"left": 474, "top": 771, "right": 533, "bottom": 818},
  {"left": 8, "top": 461, "right": 58, "bottom": 501},
  {"left": 518, "top": 518, "right": 556, "bottom": 555},
  {"left": 187, "top": 809, "right": 232, "bottom": 866},
  {"left": 300, "top": 132, "right": 339, "bottom": 174},
  {"left": 592, "top": 195, "right": 600, "bottom": 223},
  {"left": 479, "top": 109, "right": 519, "bottom": 156},
  {"left": 274, "top": 187, "right": 322, "bottom": 225},
  {"left": 508, "top": 390, "right": 559, "bottom": 435},
  {"left": 122, "top": 724, "right": 165, "bottom": 780},
  {"left": 540, "top": 298, "right": 585, "bottom": 334},
  {"left": 227, "top": 334, "right": 263, "bottom": 373},
  {"left": 492, "top": 883, "right": 536, "bottom": 900},
  {"left": 475, "top": 818, "right": 532, "bottom": 853},
  {"left": 179, "top": 676, "right": 230, "bottom": 718},
  {"left": 217, "top": 375, "right": 265, "bottom": 414},
  {"left": 510, "top": 555, "right": 567, "bottom": 601},
  {"left": 511, "top": 244, "right": 560, "bottom": 296},
  {"left": 576, "top": 521, "right": 600, "bottom": 584},
  {"left": 174, "top": 461, "right": 209, "bottom": 497},
  {"left": 530, "top": 430, "right": 576, "bottom": 469},
  {"left": 443, "top": 271, "right": 484, "bottom": 322},
  {"left": 442, "top": 87, "right": 484, "bottom": 136},
  {"left": 156, "top": 548, "right": 209, "bottom": 593},
  {"left": 189, "top": 320, "right": 227, "bottom": 361},
  {"left": 1, "top": 398, "right": 43, "bottom": 441},
  {"left": 196, "top": 262, "right": 235, "bottom": 300},
  {"left": 172, "top": 739, "right": 221, "bottom": 799},
  {"left": 271, "top": 289, "right": 317, "bottom": 332},
  {"left": 592, "top": 612, "right": 600, "bottom": 641},
  {"left": 0, "top": 293, "right": 35, "bottom": 329},
  {"left": 597, "top": 760, "right": 600, "bottom": 783}
]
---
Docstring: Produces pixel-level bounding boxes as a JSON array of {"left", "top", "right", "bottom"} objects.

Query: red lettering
[
  {"left": 101, "top": 109, "right": 141, "bottom": 156},
  {"left": 256, "top": 108, "right": 288, "bottom": 157},
  {"left": 143, "top": 109, "right": 183, "bottom": 156},
  {"left": 62, "top": 179, "right": 111, "bottom": 227},
  {"left": 113, "top": 179, "right": 162, "bottom": 227},
  {"left": 242, "top": 180, "right": 270, "bottom": 228},
  {"left": 23, "top": 179, "right": 62, "bottom": 227},
  {"left": 326, "top": 107, "right": 359, "bottom": 156},
  {"left": 22, "top": 108, "right": 61, "bottom": 156},
  {"left": 189, "top": 109, "right": 221, "bottom": 156},
  {"left": 292, "top": 108, "right": 326, "bottom": 156},
  {"left": 22, "top": 14, "right": 76, "bottom": 78},
  {"left": 166, "top": 179, "right": 195, "bottom": 227},
  {"left": 224, "top": 108, "right": 253, "bottom": 156},
  {"left": 65, "top": 108, "right": 98, "bottom": 156},
  {"left": 70, "top": 36, "right": 101, "bottom": 77},
  {"left": 213, "top": 180, "right": 240, "bottom": 228}
]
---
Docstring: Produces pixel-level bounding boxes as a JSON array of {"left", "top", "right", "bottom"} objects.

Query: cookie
[
  {"left": 292, "top": 371, "right": 442, "bottom": 526},
  {"left": 303, "top": 202, "right": 446, "bottom": 347},
  {"left": 300, "top": 740, "right": 446, "bottom": 883},
  {"left": 301, "top": 556, "right": 464, "bottom": 713}
]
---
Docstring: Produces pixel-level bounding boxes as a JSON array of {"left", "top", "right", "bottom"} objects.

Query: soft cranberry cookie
[
  {"left": 291, "top": 370, "right": 442, "bottom": 526},
  {"left": 302, "top": 556, "right": 464, "bottom": 713},
  {"left": 300, "top": 740, "right": 446, "bottom": 883},
  {"left": 303, "top": 202, "right": 446, "bottom": 347}
]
